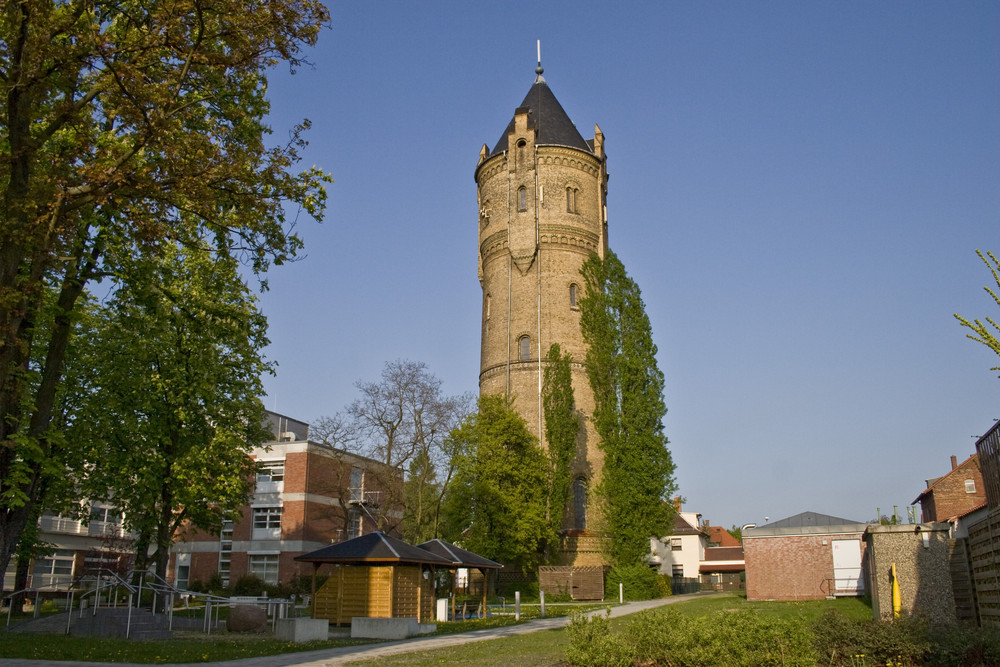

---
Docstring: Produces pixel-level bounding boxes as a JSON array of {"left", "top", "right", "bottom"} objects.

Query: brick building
[
  {"left": 2, "top": 502, "right": 130, "bottom": 594},
  {"left": 170, "top": 411, "right": 401, "bottom": 589},
  {"left": 743, "top": 511, "right": 869, "bottom": 601},
  {"left": 474, "top": 60, "right": 608, "bottom": 564},
  {"left": 913, "top": 453, "right": 985, "bottom": 522}
]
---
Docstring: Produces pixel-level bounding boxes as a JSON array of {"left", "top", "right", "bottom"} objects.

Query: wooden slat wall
[
  {"left": 313, "top": 565, "right": 434, "bottom": 624},
  {"left": 948, "top": 538, "right": 977, "bottom": 623},
  {"left": 969, "top": 511, "right": 1000, "bottom": 628}
]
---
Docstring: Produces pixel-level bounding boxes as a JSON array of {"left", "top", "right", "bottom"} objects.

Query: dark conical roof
[
  {"left": 294, "top": 531, "right": 453, "bottom": 566},
  {"left": 416, "top": 538, "right": 502, "bottom": 570},
  {"left": 490, "top": 77, "right": 591, "bottom": 157}
]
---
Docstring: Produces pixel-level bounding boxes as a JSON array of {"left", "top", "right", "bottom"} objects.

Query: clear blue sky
[{"left": 258, "top": 2, "right": 999, "bottom": 531}]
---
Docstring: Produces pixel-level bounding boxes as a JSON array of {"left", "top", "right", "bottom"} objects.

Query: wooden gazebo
[
  {"left": 295, "top": 532, "right": 452, "bottom": 625},
  {"left": 417, "top": 538, "right": 502, "bottom": 620}
]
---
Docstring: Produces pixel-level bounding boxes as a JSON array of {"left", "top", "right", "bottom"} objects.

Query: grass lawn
[{"left": 0, "top": 631, "right": 375, "bottom": 663}]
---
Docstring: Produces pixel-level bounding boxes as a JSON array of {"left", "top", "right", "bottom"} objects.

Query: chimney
[
  {"left": 951, "top": 455, "right": 958, "bottom": 470},
  {"left": 673, "top": 497, "right": 682, "bottom": 513}
]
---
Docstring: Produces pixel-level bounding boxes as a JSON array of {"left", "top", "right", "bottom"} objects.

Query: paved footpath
[{"left": 3, "top": 592, "right": 717, "bottom": 667}]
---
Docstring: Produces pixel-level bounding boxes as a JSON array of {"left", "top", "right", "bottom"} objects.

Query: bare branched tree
[{"left": 312, "top": 361, "right": 471, "bottom": 540}]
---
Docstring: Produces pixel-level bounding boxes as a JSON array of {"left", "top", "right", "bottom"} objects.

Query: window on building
[
  {"left": 517, "top": 186, "right": 527, "bottom": 212},
  {"left": 670, "top": 538, "right": 682, "bottom": 551},
  {"left": 248, "top": 554, "right": 279, "bottom": 585},
  {"left": 516, "top": 139, "right": 526, "bottom": 170},
  {"left": 219, "top": 520, "right": 233, "bottom": 586},
  {"left": 966, "top": 479, "right": 977, "bottom": 493},
  {"left": 672, "top": 564, "right": 684, "bottom": 579},
  {"left": 350, "top": 467, "right": 364, "bottom": 502},
  {"left": 256, "top": 461, "right": 284, "bottom": 484},
  {"left": 35, "top": 549, "right": 75, "bottom": 577},
  {"left": 573, "top": 478, "right": 587, "bottom": 530},
  {"left": 518, "top": 335, "right": 530, "bottom": 361},
  {"left": 175, "top": 564, "right": 190, "bottom": 590},
  {"left": 485, "top": 293, "right": 491, "bottom": 320},
  {"left": 566, "top": 187, "right": 578, "bottom": 213},
  {"left": 569, "top": 283, "right": 578, "bottom": 308},
  {"left": 347, "top": 508, "right": 363, "bottom": 539},
  {"left": 89, "top": 506, "right": 121, "bottom": 524},
  {"left": 252, "top": 506, "right": 281, "bottom": 532}
]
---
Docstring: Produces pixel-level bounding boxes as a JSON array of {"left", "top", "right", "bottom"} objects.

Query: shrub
[
  {"left": 567, "top": 607, "right": 816, "bottom": 666},
  {"left": 230, "top": 574, "right": 268, "bottom": 597},
  {"left": 811, "top": 610, "right": 930, "bottom": 666},
  {"left": 605, "top": 564, "right": 664, "bottom": 601}
]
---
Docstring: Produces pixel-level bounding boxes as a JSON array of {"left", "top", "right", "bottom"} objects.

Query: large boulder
[{"left": 227, "top": 604, "right": 268, "bottom": 633}]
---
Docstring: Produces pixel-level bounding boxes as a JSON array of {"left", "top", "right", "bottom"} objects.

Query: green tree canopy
[
  {"left": 955, "top": 249, "right": 1000, "bottom": 371},
  {"left": 579, "top": 250, "right": 676, "bottom": 566},
  {"left": 442, "top": 394, "right": 549, "bottom": 572},
  {"left": 0, "top": 0, "right": 330, "bottom": 574},
  {"left": 67, "top": 239, "right": 272, "bottom": 581}
]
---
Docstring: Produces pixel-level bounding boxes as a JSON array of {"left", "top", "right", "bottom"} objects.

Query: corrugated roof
[
  {"left": 416, "top": 539, "right": 502, "bottom": 570},
  {"left": 294, "top": 532, "right": 453, "bottom": 566},
  {"left": 490, "top": 77, "right": 591, "bottom": 157}
]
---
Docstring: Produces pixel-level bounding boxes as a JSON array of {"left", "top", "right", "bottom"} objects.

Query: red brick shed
[{"left": 743, "top": 511, "right": 869, "bottom": 601}]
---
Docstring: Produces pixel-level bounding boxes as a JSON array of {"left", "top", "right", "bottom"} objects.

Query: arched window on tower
[
  {"left": 569, "top": 283, "right": 578, "bottom": 308},
  {"left": 573, "top": 478, "right": 588, "bottom": 530},
  {"left": 485, "top": 293, "right": 491, "bottom": 320},
  {"left": 518, "top": 335, "right": 530, "bottom": 361},
  {"left": 566, "top": 187, "right": 578, "bottom": 214},
  {"left": 517, "top": 186, "right": 527, "bottom": 212},
  {"left": 516, "top": 139, "right": 526, "bottom": 170}
]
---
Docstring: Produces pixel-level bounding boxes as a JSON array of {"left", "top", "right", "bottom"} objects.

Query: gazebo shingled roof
[
  {"left": 416, "top": 539, "right": 502, "bottom": 570},
  {"left": 294, "top": 531, "right": 453, "bottom": 566}
]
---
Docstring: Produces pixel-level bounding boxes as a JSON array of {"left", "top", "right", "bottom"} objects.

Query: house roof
[
  {"left": 672, "top": 512, "right": 704, "bottom": 536},
  {"left": 294, "top": 532, "right": 453, "bottom": 566},
  {"left": 912, "top": 453, "right": 979, "bottom": 504},
  {"left": 706, "top": 525, "right": 741, "bottom": 547},
  {"left": 745, "top": 511, "right": 868, "bottom": 537},
  {"left": 416, "top": 539, "right": 502, "bottom": 570},
  {"left": 490, "top": 71, "right": 591, "bottom": 158}
]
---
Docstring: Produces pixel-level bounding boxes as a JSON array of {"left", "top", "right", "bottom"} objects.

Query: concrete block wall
[{"left": 865, "top": 524, "right": 956, "bottom": 624}]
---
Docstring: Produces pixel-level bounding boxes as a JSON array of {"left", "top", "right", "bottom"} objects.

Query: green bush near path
[{"left": 566, "top": 598, "right": 1000, "bottom": 667}]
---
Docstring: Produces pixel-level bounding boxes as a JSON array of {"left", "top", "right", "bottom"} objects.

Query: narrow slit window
[
  {"left": 518, "top": 186, "right": 527, "bottom": 212},
  {"left": 566, "top": 187, "right": 573, "bottom": 213},
  {"left": 569, "top": 283, "right": 578, "bottom": 308},
  {"left": 518, "top": 335, "right": 530, "bottom": 361},
  {"left": 573, "top": 478, "right": 587, "bottom": 530}
]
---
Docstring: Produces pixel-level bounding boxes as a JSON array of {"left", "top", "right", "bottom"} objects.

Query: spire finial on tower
[{"left": 534, "top": 40, "right": 545, "bottom": 83}]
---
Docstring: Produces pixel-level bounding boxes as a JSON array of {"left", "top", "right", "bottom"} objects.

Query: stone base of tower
[{"left": 558, "top": 531, "right": 609, "bottom": 567}]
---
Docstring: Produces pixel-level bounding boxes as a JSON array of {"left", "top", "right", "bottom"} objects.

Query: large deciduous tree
[
  {"left": 68, "top": 240, "right": 272, "bottom": 583},
  {"left": 579, "top": 250, "right": 676, "bottom": 566},
  {"left": 955, "top": 250, "right": 1000, "bottom": 370},
  {"left": 0, "top": 1, "right": 330, "bottom": 574},
  {"left": 442, "top": 394, "right": 549, "bottom": 572}
]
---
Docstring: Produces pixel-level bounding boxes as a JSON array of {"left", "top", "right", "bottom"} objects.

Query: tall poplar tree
[
  {"left": 579, "top": 251, "right": 676, "bottom": 566},
  {"left": 542, "top": 343, "right": 579, "bottom": 551}
]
